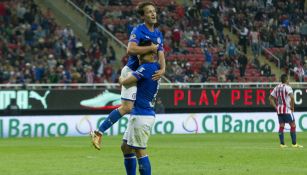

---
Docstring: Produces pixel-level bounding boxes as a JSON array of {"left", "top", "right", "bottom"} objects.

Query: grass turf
[{"left": 0, "top": 133, "right": 306, "bottom": 175}]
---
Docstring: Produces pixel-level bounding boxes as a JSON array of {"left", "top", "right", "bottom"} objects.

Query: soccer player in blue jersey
[
  {"left": 119, "top": 44, "right": 160, "bottom": 175},
  {"left": 90, "top": 1, "right": 165, "bottom": 150}
]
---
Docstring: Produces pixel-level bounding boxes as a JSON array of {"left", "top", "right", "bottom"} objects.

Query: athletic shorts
[
  {"left": 120, "top": 66, "right": 137, "bottom": 101},
  {"left": 123, "top": 115, "right": 155, "bottom": 149},
  {"left": 278, "top": 113, "right": 295, "bottom": 123}
]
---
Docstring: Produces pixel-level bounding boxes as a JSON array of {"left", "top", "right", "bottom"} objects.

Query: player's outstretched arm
[
  {"left": 127, "top": 42, "right": 158, "bottom": 55},
  {"left": 119, "top": 74, "right": 138, "bottom": 86},
  {"left": 152, "top": 51, "right": 165, "bottom": 80}
]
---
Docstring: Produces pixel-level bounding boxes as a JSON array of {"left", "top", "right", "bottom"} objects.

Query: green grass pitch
[{"left": 0, "top": 133, "right": 306, "bottom": 175}]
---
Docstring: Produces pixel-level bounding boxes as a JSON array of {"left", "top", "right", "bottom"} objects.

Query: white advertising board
[{"left": 1, "top": 112, "right": 307, "bottom": 138}]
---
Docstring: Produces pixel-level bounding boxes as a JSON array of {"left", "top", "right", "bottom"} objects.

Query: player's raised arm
[
  {"left": 119, "top": 74, "right": 138, "bottom": 86},
  {"left": 152, "top": 50, "right": 166, "bottom": 80}
]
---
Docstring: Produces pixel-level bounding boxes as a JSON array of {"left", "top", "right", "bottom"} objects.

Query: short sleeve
[
  {"left": 132, "top": 65, "right": 152, "bottom": 81},
  {"left": 128, "top": 27, "right": 141, "bottom": 44},
  {"left": 157, "top": 32, "right": 164, "bottom": 52},
  {"left": 270, "top": 87, "right": 276, "bottom": 97},
  {"left": 286, "top": 86, "right": 293, "bottom": 95}
]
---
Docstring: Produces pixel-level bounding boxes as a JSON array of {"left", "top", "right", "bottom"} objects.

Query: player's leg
[
  {"left": 277, "top": 114, "right": 286, "bottom": 147},
  {"left": 126, "top": 115, "right": 155, "bottom": 175},
  {"left": 122, "top": 115, "right": 137, "bottom": 175},
  {"left": 121, "top": 141, "right": 137, "bottom": 175},
  {"left": 288, "top": 114, "right": 303, "bottom": 148},
  {"left": 91, "top": 100, "right": 134, "bottom": 150},
  {"left": 98, "top": 100, "right": 133, "bottom": 133},
  {"left": 289, "top": 121, "right": 297, "bottom": 145},
  {"left": 98, "top": 66, "right": 136, "bottom": 133},
  {"left": 91, "top": 66, "right": 136, "bottom": 150},
  {"left": 135, "top": 149, "right": 151, "bottom": 175}
]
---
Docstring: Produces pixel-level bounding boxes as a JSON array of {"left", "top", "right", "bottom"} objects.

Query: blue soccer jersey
[
  {"left": 131, "top": 62, "right": 160, "bottom": 116},
  {"left": 127, "top": 23, "right": 164, "bottom": 71}
]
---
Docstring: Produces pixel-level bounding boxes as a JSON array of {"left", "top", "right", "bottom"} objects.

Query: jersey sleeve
[
  {"left": 128, "top": 27, "right": 141, "bottom": 44},
  {"left": 270, "top": 87, "right": 277, "bottom": 97},
  {"left": 286, "top": 86, "right": 293, "bottom": 95},
  {"left": 132, "top": 64, "right": 152, "bottom": 81},
  {"left": 157, "top": 32, "right": 164, "bottom": 52}
]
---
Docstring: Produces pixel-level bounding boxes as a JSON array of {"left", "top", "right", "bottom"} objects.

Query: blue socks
[
  {"left": 278, "top": 126, "right": 284, "bottom": 145},
  {"left": 290, "top": 126, "right": 296, "bottom": 145},
  {"left": 124, "top": 154, "right": 136, "bottom": 175},
  {"left": 98, "top": 109, "right": 122, "bottom": 133},
  {"left": 123, "top": 154, "right": 151, "bottom": 175},
  {"left": 290, "top": 132, "right": 297, "bottom": 145},
  {"left": 138, "top": 156, "right": 151, "bottom": 175},
  {"left": 279, "top": 132, "right": 284, "bottom": 145}
]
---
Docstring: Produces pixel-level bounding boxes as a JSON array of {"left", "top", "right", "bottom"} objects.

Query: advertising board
[{"left": 1, "top": 112, "right": 307, "bottom": 138}]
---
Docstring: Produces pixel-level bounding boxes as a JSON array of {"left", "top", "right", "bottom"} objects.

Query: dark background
[{"left": 0, "top": 88, "right": 306, "bottom": 115}]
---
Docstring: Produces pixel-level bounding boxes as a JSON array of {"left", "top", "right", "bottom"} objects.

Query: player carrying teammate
[
  {"left": 119, "top": 42, "right": 160, "bottom": 175},
  {"left": 269, "top": 74, "right": 303, "bottom": 148}
]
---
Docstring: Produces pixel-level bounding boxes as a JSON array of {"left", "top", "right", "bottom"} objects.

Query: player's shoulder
[
  {"left": 154, "top": 27, "right": 163, "bottom": 35},
  {"left": 131, "top": 23, "right": 145, "bottom": 33},
  {"left": 135, "top": 23, "right": 148, "bottom": 30},
  {"left": 285, "top": 84, "right": 293, "bottom": 91}
]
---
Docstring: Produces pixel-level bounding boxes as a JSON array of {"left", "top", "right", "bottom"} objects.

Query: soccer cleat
[
  {"left": 90, "top": 130, "right": 102, "bottom": 150},
  {"left": 292, "top": 144, "right": 303, "bottom": 148},
  {"left": 80, "top": 90, "right": 121, "bottom": 109},
  {"left": 280, "top": 144, "right": 288, "bottom": 148}
]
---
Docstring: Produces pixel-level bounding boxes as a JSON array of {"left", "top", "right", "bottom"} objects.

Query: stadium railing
[
  {"left": 0, "top": 82, "right": 306, "bottom": 90},
  {"left": 262, "top": 46, "right": 281, "bottom": 69},
  {"left": 231, "top": 25, "right": 281, "bottom": 69},
  {"left": 65, "top": 0, "right": 127, "bottom": 49}
]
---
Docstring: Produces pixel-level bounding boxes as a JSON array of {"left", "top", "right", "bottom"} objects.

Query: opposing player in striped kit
[{"left": 269, "top": 74, "right": 303, "bottom": 148}]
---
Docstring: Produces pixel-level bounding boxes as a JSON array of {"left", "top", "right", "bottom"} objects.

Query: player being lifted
[
  {"left": 119, "top": 41, "right": 160, "bottom": 175},
  {"left": 269, "top": 74, "right": 303, "bottom": 148},
  {"left": 90, "top": 1, "right": 165, "bottom": 150}
]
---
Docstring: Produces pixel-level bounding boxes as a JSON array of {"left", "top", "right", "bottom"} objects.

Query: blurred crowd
[
  {"left": 74, "top": 0, "right": 280, "bottom": 83},
  {"left": 1, "top": 0, "right": 306, "bottom": 84},
  {"left": 0, "top": 0, "right": 119, "bottom": 84},
  {"left": 226, "top": 0, "right": 307, "bottom": 81}
]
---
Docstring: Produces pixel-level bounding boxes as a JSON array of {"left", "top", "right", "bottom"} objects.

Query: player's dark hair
[
  {"left": 136, "top": 1, "right": 156, "bottom": 16},
  {"left": 138, "top": 40, "right": 152, "bottom": 60},
  {"left": 139, "top": 40, "right": 152, "bottom": 46},
  {"left": 280, "top": 74, "right": 288, "bottom": 83}
]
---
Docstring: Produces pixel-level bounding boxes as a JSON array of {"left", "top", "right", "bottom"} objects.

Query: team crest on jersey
[
  {"left": 130, "top": 34, "right": 136, "bottom": 40},
  {"left": 157, "top": 37, "right": 161, "bottom": 44},
  {"left": 138, "top": 67, "right": 145, "bottom": 72}
]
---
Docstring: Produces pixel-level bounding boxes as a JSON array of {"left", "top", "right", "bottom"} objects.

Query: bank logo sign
[
  {"left": 0, "top": 90, "right": 50, "bottom": 109},
  {"left": 0, "top": 113, "right": 307, "bottom": 138}
]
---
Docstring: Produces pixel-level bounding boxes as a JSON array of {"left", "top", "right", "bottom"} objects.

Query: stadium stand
[
  {"left": 0, "top": 0, "right": 119, "bottom": 84},
  {"left": 1, "top": 0, "right": 306, "bottom": 84},
  {"left": 226, "top": 0, "right": 307, "bottom": 82},
  {"left": 72, "top": 0, "right": 282, "bottom": 83}
]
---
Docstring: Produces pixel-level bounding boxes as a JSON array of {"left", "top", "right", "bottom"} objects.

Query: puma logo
[{"left": 29, "top": 91, "right": 50, "bottom": 109}]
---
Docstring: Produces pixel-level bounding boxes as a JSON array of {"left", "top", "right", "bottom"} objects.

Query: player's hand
[
  {"left": 151, "top": 43, "right": 159, "bottom": 53},
  {"left": 118, "top": 76, "right": 124, "bottom": 85},
  {"left": 152, "top": 69, "right": 165, "bottom": 80}
]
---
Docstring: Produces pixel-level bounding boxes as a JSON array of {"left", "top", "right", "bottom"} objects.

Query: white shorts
[
  {"left": 123, "top": 115, "right": 155, "bottom": 149},
  {"left": 120, "top": 66, "right": 137, "bottom": 101}
]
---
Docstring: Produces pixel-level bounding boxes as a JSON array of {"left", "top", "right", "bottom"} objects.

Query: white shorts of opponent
[
  {"left": 120, "top": 66, "right": 137, "bottom": 101},
  {"left": 123, "top": 115, "right": 155, "bottom": 149}
]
